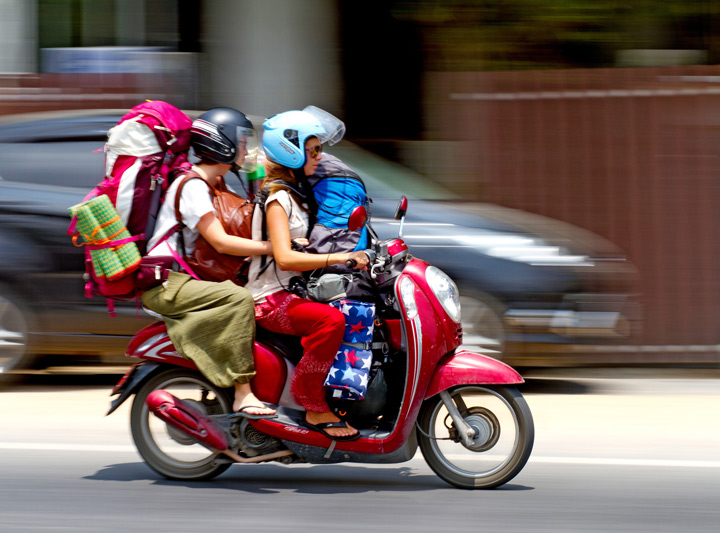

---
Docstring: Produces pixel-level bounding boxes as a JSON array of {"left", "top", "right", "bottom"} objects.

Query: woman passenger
[{"left": 143, "top": 108, "right": 276, "bottom": 418}]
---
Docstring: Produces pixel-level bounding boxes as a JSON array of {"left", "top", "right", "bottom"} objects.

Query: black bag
[
  {"left": 302, "top": 272, "right": 374, "bottom": 303},
  {"left": 328, "top": 367, "right": 388, "bottom": 429}
]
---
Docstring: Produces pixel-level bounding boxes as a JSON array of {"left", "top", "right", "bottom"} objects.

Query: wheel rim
[
  {"left": 137, "top": 374, "right": 231, "bottom": 469},
  {"left": 0, "top": 294, "right": 29, "bottom": 373},
  {"left": 455, "top": 406, "right": 500, "bottom": 452},
  {"left": 459, "top": 295, "right": 504, "bottom": 355},
  {"left": 427, "top": 387, "right": 520, "bottom": 479}
]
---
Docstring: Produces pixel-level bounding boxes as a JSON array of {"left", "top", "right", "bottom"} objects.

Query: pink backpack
[{"left": 69, "top": 101, "right": 193, "bottom": 314}]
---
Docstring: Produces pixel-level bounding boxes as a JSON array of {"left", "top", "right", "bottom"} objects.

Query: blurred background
[{"left": 1, "top": 0, "right": 720, "bottom": 370}]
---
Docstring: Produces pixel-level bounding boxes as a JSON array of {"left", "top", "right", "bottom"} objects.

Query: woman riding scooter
[{"left": 246, "top": 108, "right": 369, "bottom": 440}]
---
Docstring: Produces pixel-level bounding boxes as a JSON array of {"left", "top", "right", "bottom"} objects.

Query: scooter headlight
[
  {"left": 426, "top": 266, "right": 461, "bottom": 323},
  {"left": 398, "top": 276, "right": 418, "bottom": 320}
]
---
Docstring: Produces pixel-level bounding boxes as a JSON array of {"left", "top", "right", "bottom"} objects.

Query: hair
[
  {"left": 261, "top": 160, "right": 299, "bottom": 196},
  {"left": 260, "top": 159, "right": 317, "bottom": 216}
]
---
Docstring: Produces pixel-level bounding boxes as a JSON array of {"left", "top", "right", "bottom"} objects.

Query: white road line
[
  {"left": 528, "top": 456, "right": 720, "bottom": 468},
  {"left": 1, "top": 443, "right": 718, "bottom": 468},
  {"left": 0, "top": 443, "right": 137, "bottom": 453}
]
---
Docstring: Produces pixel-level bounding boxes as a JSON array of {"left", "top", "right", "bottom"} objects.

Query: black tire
[
  {"left": 418, "top": 385, "right": 534, "bottom": 489},
  {"left": 130, "top": 367, "right": 234, "bottom": 481},
  {"left": 0, "top": 284, "right": 33, "bottom": 375}
]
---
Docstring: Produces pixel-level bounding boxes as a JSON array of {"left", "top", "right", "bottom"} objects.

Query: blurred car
[{"left": 0, "top": 109, "right": 638, "bottom": 375}]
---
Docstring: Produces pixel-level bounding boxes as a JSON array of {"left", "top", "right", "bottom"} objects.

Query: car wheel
[
  {"left": 459, "top": 291, "right": 506, "bottom": 356},
  {"left": 0, "top": 285, "right": 32, "bottom": 375}
]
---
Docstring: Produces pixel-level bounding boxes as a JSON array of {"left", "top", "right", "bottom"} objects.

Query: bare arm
[
  {"left": 266, "top": 200, "right": 368, "bottom": 271},
  {"left": 196, "top": 211, "right": 272, "bottom": 257}
]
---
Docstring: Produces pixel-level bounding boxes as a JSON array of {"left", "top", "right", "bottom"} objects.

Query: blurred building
[
  {"left": 0, "top": 1, "right": 423, "bottom": 134},
  {"left": 2, "top": 0, "right": 720, "bottom": 366}
]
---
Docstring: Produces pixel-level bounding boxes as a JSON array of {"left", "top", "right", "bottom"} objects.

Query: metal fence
[{"left": 430, "top": 66, "right": 720, "bottom": 364}]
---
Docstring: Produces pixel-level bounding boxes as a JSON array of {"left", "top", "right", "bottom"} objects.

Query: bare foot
[
  {"left": 305, "top": 411, "right": 357, "bottom": 438},
  {"left": 233, "top": 383, "right": 276, "bottom": 415}
]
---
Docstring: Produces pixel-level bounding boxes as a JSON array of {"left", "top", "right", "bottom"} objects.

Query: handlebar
[{"left": 345, "top": 250, "right": 377, "bottom": 270}]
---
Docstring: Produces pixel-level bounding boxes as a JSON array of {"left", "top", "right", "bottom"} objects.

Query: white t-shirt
[
  {"left": 246, "top": 189, "right": 310, "bottom": 303},
  {"left": 146, "top": 176, "right": 215, "bottom": 258}
]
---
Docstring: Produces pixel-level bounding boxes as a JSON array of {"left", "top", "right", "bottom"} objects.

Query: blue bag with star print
[{"left": 324, "top": 299, "right": 376, "bottom": 400}]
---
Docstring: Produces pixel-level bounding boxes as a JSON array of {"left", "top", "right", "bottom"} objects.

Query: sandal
[
  {"left": 228, "top": 405, "right": 278, "bottom": 421},
  {"left": 305, "top": 420, "right": 359, "bottom": 441}
]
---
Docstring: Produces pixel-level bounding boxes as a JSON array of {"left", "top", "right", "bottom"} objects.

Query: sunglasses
[{"left": 305, "top": 144, "right": 323, "bottom": 158}]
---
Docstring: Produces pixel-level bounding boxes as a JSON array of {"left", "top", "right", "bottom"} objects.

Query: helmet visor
[
  {"left": 237, "top": 127, "right": 258, "bottom": 172},
  {"left": 303, "top": 106, "right": 345, "bottom": 146}
]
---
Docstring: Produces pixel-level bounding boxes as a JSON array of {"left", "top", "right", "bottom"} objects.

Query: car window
[
  {"left": 0, "top": 115, "right": 117, "bottom": 143},
  {"left": 0, "top": 142, "right": 106, "bottom": 188},
  {"left": 0, "top": 112, "right": 457, "bottom": 199},
  {"left": 0, "top": 114, "right": 116, "bottom": 187}
]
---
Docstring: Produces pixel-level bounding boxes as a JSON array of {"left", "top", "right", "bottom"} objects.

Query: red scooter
[{"left": 107, "top": 198, "right": 534, "bottom": 489}]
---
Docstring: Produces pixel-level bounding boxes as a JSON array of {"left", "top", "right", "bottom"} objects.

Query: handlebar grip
[{"left": 345, "top": 259, "right": 358, "bottom": 268}]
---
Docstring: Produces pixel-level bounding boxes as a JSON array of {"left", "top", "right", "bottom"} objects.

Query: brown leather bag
[{"left": 175, "top": 173, "right": 254, "bottom": 285}]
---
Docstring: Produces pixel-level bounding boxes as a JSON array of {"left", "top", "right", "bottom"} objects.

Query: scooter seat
[{"left": 255, "top": 326, "right": 304, "bottom": 366}]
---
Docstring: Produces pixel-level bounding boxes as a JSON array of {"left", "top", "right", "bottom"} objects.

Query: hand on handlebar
[{"left": 345, "top": 250, "right": 370, "bottom": 271}]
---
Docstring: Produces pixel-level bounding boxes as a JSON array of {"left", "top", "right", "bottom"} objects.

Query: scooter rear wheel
[
  {"left": 130, "top": 367, "right": 233, "bottom": 481},
  {"left": 418, "top": 385, "right": 534, "bottom": 489}
]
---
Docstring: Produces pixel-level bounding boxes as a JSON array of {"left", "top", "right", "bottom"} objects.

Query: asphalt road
[{"left": 1, "top": 371, "right": 718, "bottom": 533}]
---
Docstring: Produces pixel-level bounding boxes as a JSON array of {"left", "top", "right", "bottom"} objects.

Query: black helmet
[{"left": 191, "top": 107, "right": 258, "bottom": 171}]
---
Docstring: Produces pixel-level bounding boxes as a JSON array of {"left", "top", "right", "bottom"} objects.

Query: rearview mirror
[
  {"left": 394, "top": 196, "right": 408, "bottom": 220},
  {"left": 348, "top": 205, "right": 368, "bottom": 232}
]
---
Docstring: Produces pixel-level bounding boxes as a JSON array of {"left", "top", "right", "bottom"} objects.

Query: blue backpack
[{"left": 306, "top": 154, "right": 370, "bottom": 264}]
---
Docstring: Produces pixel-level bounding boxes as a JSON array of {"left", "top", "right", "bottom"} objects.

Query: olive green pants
[{"left": 142, "top": 271, "right": 256, "bottom": 388}]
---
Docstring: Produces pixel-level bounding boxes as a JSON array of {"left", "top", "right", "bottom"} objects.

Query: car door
[{"left": 0, "top": 113, "right": 153, "bottom": 357}]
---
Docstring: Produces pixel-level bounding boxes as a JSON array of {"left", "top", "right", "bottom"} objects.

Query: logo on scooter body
[{"left": 284, "top": 426, "right": 310, "bottom": 434}]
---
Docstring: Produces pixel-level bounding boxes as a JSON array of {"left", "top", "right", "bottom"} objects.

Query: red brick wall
[{"left": 431, "top": 66, "right": 720, "bottom": 355}]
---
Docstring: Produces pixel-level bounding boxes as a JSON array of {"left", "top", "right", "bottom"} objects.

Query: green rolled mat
[{"left": 69, "top": 194, "right": 141, "bottom": 280}]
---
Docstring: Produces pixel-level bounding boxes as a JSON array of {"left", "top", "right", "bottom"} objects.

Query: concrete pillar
[
  {"left": 0, "top": 0, "right": 37, "bottom": 72},
  {"left": 116, "top": 0, "right": 146, "bottom": 47},
  {"left": 201, "top": 0, "right": 343, "bottom": 119}
]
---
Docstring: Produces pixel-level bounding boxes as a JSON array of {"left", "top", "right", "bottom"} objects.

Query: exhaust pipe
[
  {"left": 145, "top": 390, "right": 295, "bottom": 464},
  {"left": 146, "top": 390, "right": 229, "bottom": 451}
]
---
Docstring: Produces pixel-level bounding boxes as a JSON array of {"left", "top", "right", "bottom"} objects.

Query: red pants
[{"left": 255, "top": 291, "right": 345, "bottom": 413}]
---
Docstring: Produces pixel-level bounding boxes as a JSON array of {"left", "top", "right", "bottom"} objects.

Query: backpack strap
[
  {"left": 174, "top": 171, "right": 207, "bottom": 226},
  {"left": 254, "top": 179, "right": 317, "bottom": 279},
  {"left": 146, "top": 225, "right": 200, "bottom": 281},
  {"left": 142, "top": 170, "right": 206, "bottom": 281}
]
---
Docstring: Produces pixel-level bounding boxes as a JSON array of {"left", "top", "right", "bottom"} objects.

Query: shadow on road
[{"left": 86, "top": 461, "right": 535, "bottom": 493}]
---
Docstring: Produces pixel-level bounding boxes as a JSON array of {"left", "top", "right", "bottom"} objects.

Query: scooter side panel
[
  {"left": 251, "top": 343, "right": 288, "bottom": 406},
  {"left": 382, "top": 272, "right": 451, "bottom": 453},
  {"left": 424, "top": 350, "right": 524, "bottom": 399},
  {"left": 125, "top": 321, "right": 288, "bottom": 406}
]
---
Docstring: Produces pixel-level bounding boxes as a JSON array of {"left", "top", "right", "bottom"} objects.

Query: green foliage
[{"left": 390, "top": 0, "right": 720, "bottom": 70}]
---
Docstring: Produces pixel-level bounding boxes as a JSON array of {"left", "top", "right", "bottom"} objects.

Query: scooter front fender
[{"left": 424, "top": 350, "right": 524, "bottom": 399}]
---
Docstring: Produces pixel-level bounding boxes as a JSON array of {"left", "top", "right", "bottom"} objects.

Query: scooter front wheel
[
  {"left": 130, "top": 367, "right": 233, "bottom": 481},
  {"left": 418, "top": 385, "right": 534, "bottom": 489}
]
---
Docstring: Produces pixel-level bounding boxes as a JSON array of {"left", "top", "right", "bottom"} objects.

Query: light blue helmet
[{"left": 262, "top": 106, "right": 345, "bottom": 169}]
